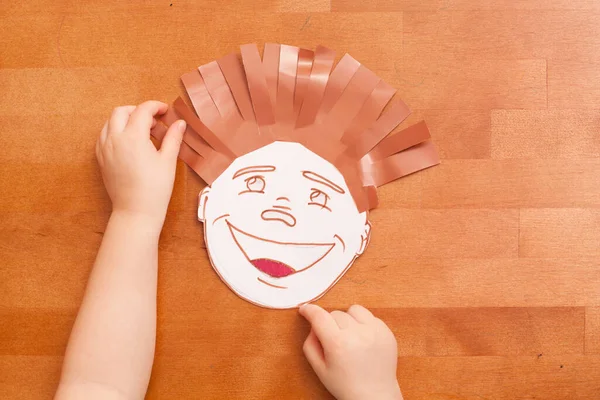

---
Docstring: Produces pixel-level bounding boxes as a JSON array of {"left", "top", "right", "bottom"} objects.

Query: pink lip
[{"left": 250, "top": 258, "right": 295, "bottom": 278}]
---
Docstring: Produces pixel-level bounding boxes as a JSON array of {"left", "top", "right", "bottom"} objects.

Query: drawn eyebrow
[
  {"left": 302, "top": 171, "right": 345, "bottom": 194},
  {"left": 232, "top": 165, "right": 276, "bottom": 179}
]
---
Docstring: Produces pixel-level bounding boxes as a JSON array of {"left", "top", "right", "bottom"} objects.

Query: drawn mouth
[{"left": 227, "top": 222, "right": 335, "bottom": 278}]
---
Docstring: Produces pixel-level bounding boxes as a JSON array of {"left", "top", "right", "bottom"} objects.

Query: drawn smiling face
[{"left": 198, "top": 141, "right": 371, "bottom": 309}]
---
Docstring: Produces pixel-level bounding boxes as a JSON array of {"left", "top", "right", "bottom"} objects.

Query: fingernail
[{"left": 177, "top": 120, "right": 186, "bottom": 131}]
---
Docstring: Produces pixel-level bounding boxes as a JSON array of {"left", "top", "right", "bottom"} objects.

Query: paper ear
[
  {"left": 357, "top": 221, "right": 372, "bottom": 255},
  {"left": 198, "top": 186, "right": 211, "bottom": 222}
]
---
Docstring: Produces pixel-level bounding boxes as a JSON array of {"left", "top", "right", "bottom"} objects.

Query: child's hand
[
  {"left": 96, "top": 101, "right": 186, "bottom": 229},
  {"left": 299, "top": 304, "right": 402, "bottom": 400}
]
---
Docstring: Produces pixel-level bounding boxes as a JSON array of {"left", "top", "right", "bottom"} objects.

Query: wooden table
[{"left": 2, "top": 1, "right": 600, "bottom": 398}]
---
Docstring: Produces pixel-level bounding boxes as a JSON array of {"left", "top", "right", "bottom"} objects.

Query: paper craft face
[{"left": 199, "top": 141, "right": 371, "bottom": 309}]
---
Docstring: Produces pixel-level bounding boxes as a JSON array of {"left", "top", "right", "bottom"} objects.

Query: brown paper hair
[{"left": 151, "top": 43, "right": 439, "bottom": 212}]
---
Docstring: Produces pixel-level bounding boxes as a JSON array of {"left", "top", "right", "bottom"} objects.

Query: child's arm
[
  {"left": 55, "top": 101, "right": 186, "bottom": 400},
  {"left": 299, "top": 304, "right": 403, "bottom": 400}
]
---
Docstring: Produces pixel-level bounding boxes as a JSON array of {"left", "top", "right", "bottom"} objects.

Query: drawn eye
[
  {"left": 244, "top": 175, "right": 265, "bottom": 193},
  {"left": 308, "top": 188, "right": 331, "bottom": 211}
]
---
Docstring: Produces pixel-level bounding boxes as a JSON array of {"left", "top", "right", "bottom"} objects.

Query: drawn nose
[{"left": 261, "top": 209, "right": 296, "bottom": 227}]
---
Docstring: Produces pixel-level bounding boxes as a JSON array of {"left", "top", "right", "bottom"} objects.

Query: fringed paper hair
[{"left": 151, "top": 43, "right": 439, "bottom": 212}]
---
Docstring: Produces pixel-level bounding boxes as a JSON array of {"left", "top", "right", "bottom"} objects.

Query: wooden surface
[{"left": 1, "top": 1, "right": 600, "bottom": 399}]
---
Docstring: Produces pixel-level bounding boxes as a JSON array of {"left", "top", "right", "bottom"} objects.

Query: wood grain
[
  {"left": 0, "top": 307, "right": 584, "bottom": 359},
  {"left": 520, "top": 209, "right": 600, "bottom": 258},
  {"left": 0, "top": 0, "right": 331, "bottom": 17},
  {"left": 401, "top": 110, "right": 491, "bottom": 159},
  {"left": 586, "top": 308, "right": 600, "bottom": 354},
  {"left": 320, "top": 257, "right": 600, "bottom": 308},
  {"left": 402, "top": 11, "right": 600, "bottom": 62},
  {"left": 368, "top": 209, "right": 519, "bottom": 258},
  {"left": 398, "top": 355, "right": 600, "bottom": 400},
  {"left": 0, "top": 162, "right": 186, "bottom": 213},
  {"left": 420, "top": 159, "right": 600, "bottom": 208},
  {"left": 491, "top": 110, "right": 600, "bottom": 158},
  {"left": 2, "top": 0, "right": 600, "bottom": 398},
  {"left": 391, "top": 58, "right": 547, "bottom": 109},
  {"left": 332, "top": 0, "right": 600, "bottom": 11},
  {"left": 548, "top": 61, "right": 600, "bottom": 108},
  {"left": 0, "top": 356, "right": 63, "bottom": 399}
]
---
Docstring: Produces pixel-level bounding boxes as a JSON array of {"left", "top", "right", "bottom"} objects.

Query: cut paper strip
[
  {"left": 344, "top": 99, "right": 412, "bottom": 160},
  {"left": 341, "top": 80, "right": 396, "bottom": 146},
  {"left": 321, "top": 65, "right": 381, "bottom": 141},
  {"left": 172, "top": 97, "right": 235, "bottom": 160},
  {"left": 296, "top": 45, "right": 336, "bottom": 128},
  {"left": 263, "top": 43, "right": 280, "bottom": 107},
  {"left": 150, "top": 121, "right": 210, "bottom": 181},
  {"left": 178, "top": 143, "right": 208, "bottom": 180},
  {"left": 180, "top": 69, "right": 221, "bottom": 131},
  {"left": 294, "top": 48, "right": 314, "bottom": 117},
  {"left": 218, "top": 53, "right": 256, "bottom": 122},
  {"left": 241, "top": 44, "right": 275, "bottom": 126},
  {"left": 157, "top": 106, "right": 213, "bottom": 158},
  {"left": 199, "top": 61, "right": 242, "bottom": 123},
  {"left": 150, "top": 119, "right": 168, "bottom": 141},
  {"left": 361, "top": 140, "right": 440, "bottom": 187},
  {"left": 366, "top": 120, "right": 431, "bottom": 162},
  {"left": 364, "top": 185, "right": 379, "bottom": 210},
  {"left": 315, "top": 54, "right": 361, "bottom": 123},
  {"left": 157, "top": 43, "right": 439, "bottom": 309},
  {"left": 276, "top": 44, "right": 299, "bottom": 127}
]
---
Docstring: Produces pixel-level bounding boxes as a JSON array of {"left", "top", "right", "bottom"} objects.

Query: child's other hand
[
  {"left": 96, "top": 101, "right": 186, "bottom": 228},
  {"left": 299, "top": 304, "right": 402, "bottom": 400}
]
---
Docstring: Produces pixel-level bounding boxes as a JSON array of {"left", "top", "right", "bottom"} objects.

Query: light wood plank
[
  {"left": 384, "top": 307, "right": 584, "bottom": 356},
  {"left": 391, "top": 58, "right": 546, "bottom": 109},
  {"left": 0, "top": 307, "right": 584, "bottom": 361},
  {"left": 333, "top": 0, "right": 600, "bottom": 11},
  {"left": 403, "top": 11, "right": 600, "bottom": 62},
  {"left": 398, "top": 355, "right": 600, "bottom": 400},
  {"left": 1, "top": 12, "right": 400, "bottom": 70},
  {"left": 586, "top": 307, "right": 600, "bottom": 354},
  {"left": 492, "top": 110, "right": 600, "bottom": 158},
  {"left": 520, "top": 209, "right": 600, "bottom": 258},
  {"left": 400, "top": 110, "right": 491, "bottom": 159},
  {"left": 420, "top": 159, "right": 600, "bottom": 208},
  {"left": 147, "top": 354, "right": 332, "bottom": 400},
  {"left": 0, "top": 356, "right": 62, "bottom": 399},
  {"left": 0, "top": 310, "right": 73, "bottom": 356},
  {"left": 367, "top": 209, "right": 519, "bottom": 259},
  {"left": 0, "top": 0, "right": 330, "bottom": 16},
  {"left": 0, "top": 67, "right": 181, "bottom": 115},
  {"left": 321, "top": 257, "right": 600, "bottom": 308},
  {"left": 0, "top": 114, "right": 104, "bottom": 163},
  {"left": 0, "top": 162, "right": 186, "bottom": 212},
  {"left": 549, "top": 61, "right": 600, "bottom": 109}
]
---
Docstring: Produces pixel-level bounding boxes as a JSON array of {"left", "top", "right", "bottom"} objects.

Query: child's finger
[
  {"left": 299, "top": 304, "right": 339, "bottom": 345},
  {"left": 99, "top": 121, "right": 108, "bottom": 146},
  {"left": 126, "top": 101, "right": 168, "bottom": 135},
  {"left": 159, "top": 120, "right": 186, "bottom": 162},
  {"left": 95, "top": 139, "right": 103, "bottom": 167},
  {"left": 346, "top": 304, "right": 375, "bottom": 324},
  {"left": 108, "top": 105, "right": 136, "bottom": 133},
  {"left": 330, "top": 310, "right": 357, "bottom": 329},
  {"left": 302, "top": 330, "right": 326, "bottom": 376}
]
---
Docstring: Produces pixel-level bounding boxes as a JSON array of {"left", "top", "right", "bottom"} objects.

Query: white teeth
[{"left": 228, "top": 223, "right": 334, "bottom": 272}]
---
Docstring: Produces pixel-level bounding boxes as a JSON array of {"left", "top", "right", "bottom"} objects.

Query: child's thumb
[{"left": 160, "top": 119, "right": 186, "bottom": 161}]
